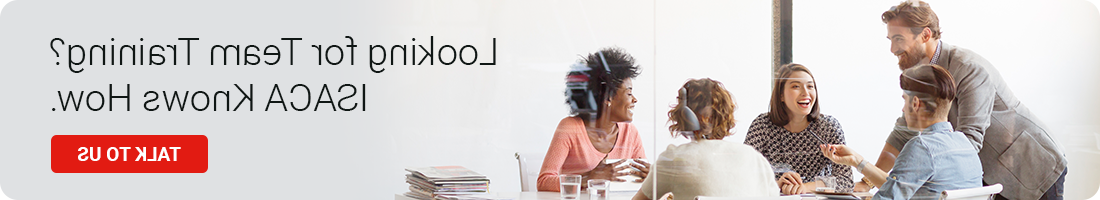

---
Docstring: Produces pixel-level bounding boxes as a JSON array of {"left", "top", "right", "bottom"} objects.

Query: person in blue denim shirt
[{"left": 820, "top": 64, "right": 982, "bottom": 199}]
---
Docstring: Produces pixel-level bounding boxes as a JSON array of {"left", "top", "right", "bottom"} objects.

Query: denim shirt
[
  {"left": 875, "top": 122, "right": 983, "bottom": 200},
  {"left": 888, "top": 42, "right": 1066, "bottom": 199}
]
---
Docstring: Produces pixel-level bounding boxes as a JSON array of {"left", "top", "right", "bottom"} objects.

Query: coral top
[{"left": 537, "top": 117, "right": 646, "bottom": 191}]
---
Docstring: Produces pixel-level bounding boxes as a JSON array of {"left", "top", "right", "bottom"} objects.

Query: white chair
[
  {"left": 515, "top": 152, "right": 545, "bottom": 192},
  {"left": 694, "top": 195, "right": 801, "bottom": 200},
  {"left": 940, "top": 184, "right": 1002, "bottom": 200}
]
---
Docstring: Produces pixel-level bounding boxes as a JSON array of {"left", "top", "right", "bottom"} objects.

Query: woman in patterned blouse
[{"left": 744, "top": 63, "right": 853, "bottom": 194}]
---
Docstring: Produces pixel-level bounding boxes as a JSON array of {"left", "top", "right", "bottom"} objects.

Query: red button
[{"left": 51, "top": 135, "right": 208, "bottom": 173}]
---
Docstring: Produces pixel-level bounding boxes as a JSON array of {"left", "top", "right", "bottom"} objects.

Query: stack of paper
[{"left": 403, "top": 166, "right": 492, "bottom": 200}]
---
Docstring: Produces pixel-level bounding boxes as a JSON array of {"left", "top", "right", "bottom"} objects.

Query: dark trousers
[{"left": 991, "top": 168, "right": 1066, "bottom": 200}]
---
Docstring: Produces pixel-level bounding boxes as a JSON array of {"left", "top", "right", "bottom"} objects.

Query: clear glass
[
  {"left": 815, "top": 175, "right": 837, "bottom": 192},
  {"left": 558, "top": 174, "right": 582, "bottom": 199},
  {"left": 588, "top": 179, "right": 610, "bottom": 200}
]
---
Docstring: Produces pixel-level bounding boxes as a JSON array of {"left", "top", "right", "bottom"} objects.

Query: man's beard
[{"left": 897, "top": 48, "right": 926, "bottom": 70}]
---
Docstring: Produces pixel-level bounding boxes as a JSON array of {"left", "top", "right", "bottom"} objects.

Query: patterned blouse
[{"left": 744, "top": 113, "right": 854, "bottom": 191}]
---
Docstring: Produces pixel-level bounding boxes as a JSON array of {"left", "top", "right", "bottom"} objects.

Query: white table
[
  {"left": 396, "top": 191, "right": 637, "bottom": 200},
  {"left": 394, "top": 191, "right": 843, "bottom": 200},
  {"left": 519, "top": 191, "right": 639, "bottom": 200}
]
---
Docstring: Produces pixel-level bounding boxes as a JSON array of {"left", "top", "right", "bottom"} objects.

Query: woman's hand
[
  {"left": 776, "top": 172, "right": 805, "bottom": 195},
  {"left": 628, "top": 159, "right": 651, "bottom": 183},
  {"left": 853, "top": 181, "right": 871, "bottom": 192},
  {"left": 582, "top": 159, "right": 630, "bottom": 183},
  {"left": 820, "top": 144, "right": 863, "bottom": 167}
]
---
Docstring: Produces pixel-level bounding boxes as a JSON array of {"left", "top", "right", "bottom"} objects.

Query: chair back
[
  {"left": 515, "top": 152, "right": 545, "bottom": 192},
  {"left": 940, "top": 184, "right": 1002, "bottom": 200}
]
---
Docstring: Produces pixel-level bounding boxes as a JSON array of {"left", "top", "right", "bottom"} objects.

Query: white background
[{"left": 0, "top": 0, "right": 1098, "bottom": 199}]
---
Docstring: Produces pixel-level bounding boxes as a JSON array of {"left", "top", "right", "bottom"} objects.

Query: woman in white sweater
[{"left": 633, "top": 78, "right": 779, "bottom": 200}]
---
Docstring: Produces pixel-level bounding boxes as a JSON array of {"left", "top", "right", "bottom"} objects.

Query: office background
[{"left": 0, "top": 0, "right": 1096, "bottom": 199}]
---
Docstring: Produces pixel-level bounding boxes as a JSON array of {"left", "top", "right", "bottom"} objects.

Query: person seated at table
[
  {"left": 744, "top": 63, "right": 853, "bottom": 194},
  {"left": 632, "top": 78, "right": 779, "bottom": 200},
  {"left": 820, "top": 64, "right": 983, "bottom": 199},
  {"left": 538, "top": 47, "right": 651, "bottom": 192}
]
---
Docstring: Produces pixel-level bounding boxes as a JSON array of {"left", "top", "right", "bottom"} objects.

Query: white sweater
[{"left": 639, "top": 140, "right": 780, "bottom": 200}]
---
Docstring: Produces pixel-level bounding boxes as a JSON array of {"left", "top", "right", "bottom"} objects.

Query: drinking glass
[
  {"left": 587, "top": 179, "right": 610, "bottom": 200},
  {"left": 815, "top": 175, "right": 838, "bottom": 192},
  {"left": 558, "top": 174, "right": 582, "bottom": 199}
]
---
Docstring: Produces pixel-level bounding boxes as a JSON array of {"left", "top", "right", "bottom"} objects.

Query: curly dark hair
[{"left": 567, "top": 47, "right": 641, "bottom": 122}]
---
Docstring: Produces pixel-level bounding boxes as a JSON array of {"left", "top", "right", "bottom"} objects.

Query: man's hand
[
  {"left": 658, "top": 192, "right": 673, "bottom": 200},
  {"left": 820, "top": 144, "right": 863, "bottom": 167}
]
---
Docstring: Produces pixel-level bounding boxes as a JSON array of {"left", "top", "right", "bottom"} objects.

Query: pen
[{"left": 808, "top": 130, "right": 828, "bottom": 145}]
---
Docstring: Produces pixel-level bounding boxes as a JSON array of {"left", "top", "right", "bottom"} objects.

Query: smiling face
[
  {"left": 606, "top": 79, "right": 637, "bottom": 122},
  {"left": 781, "top": 71, "right": 816, "bottom": 119},
  {"left": 887, "top": 19, "right": 929, "bottom": 70}
]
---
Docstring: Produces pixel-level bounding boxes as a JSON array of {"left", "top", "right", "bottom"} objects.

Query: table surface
[
  {"left": 394, "top": 191, "right": 859, "bottom": 200},
  {"left": 509, "top": 191, "right": 639, "bottom": 200},
  {"left": 395, "top": 191, "right": 638, "bottom": 200}
]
